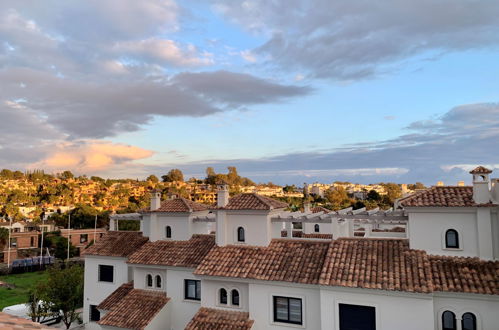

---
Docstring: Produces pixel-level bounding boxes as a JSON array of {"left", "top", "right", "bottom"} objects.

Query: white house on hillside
[{"left": 82, "top": 167, "right": 499, "bottom": 330}]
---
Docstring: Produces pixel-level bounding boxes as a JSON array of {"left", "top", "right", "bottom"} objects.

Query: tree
[
  {"left": 324, "top": 186, "right": 352, "bottom": 209},
  {"left": 0, "top": 227, "right": 8, "bottom": 247},
  {"left": 146, "top": 174, "right": 159, "bottom": 183},
  {"left": 381, "top": 183, "right": 402, "bottom": 203},
  {"left": 60, "top": 171, "right": 74, "bottom": 180},
  {"left": 26, "top": 289, "right": 51, "bottom": 323},
  {"left": 37, "top": 264, "right": 84, "bottom": 329},
  {"left": 161, "top": 169, "right": 184, "bottom": 182},
  {"left": 0, "top": 169, "right": 13, "bottom": 179},
  {"left": 367, "top": 190, "right": 381, "bottom": 201}
]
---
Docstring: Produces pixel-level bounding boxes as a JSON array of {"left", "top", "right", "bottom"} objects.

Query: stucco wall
[
  {"left": 83, "top": 256, "right": 130, "bottom": 325},
  {"left": 133, "top": 266, "right": 167, "bottom": 291},
  {"left": 320, "top": 288, "right": 434, "bottom": 330},
  {"left": 225, "top": 212, "right": 271, "bottom": 246},
  {"left": 166, "top": 269, "right": 202, "bottom": 330},
  {"left": 248, "top": 282, "right": 321, "bottom": 329},
  {"left": 408, "top": 208, "right": 479, "bottom": 257},
  {"left": 145, "top": 300, "right": 172, "bottom": 330},
  {"left": 201, "top": 279, "right": 249, "bottom": 312}
]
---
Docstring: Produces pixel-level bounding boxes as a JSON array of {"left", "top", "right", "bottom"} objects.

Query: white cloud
[{"left": 240, "top": 50, "right": 257, "bottom": 63}]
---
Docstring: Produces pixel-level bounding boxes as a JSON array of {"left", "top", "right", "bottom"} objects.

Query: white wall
[
  {"left": 320, "top": 288, "right": 434, "bottom": 330},
  {"left": 83, "top": 256, "right": 130, "bottom": 325},
  {"left": 201, "top": 279, "right": 249, "bottom": 312},
  {"left": 166, "top": 269, "right": 202, "bottom": 330},
  {"left": 248, "top": 282, "right": 321, "bottom": 330},
  {"left": 408, "top": 208, "right": 480, "bottom": 257},
  {"left": 225, "top": 211, "right": 272, "bottom": 246},
  {"left": 142, "top": 211, "right": 210, "bottom": 241},
  {"left": 133, "top": 266, "right": 167, "bottom": 291},
  {"left": 304, "top": 222, "right": 332, "bottom": 235},
  {"left": 145, "top": 300, "right": 172, "bottom": 330},
  {"left": 433, "top": 294, "right": 499, "bottom": 330}
]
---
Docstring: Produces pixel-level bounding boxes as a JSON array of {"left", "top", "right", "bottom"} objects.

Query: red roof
[
  {"left": 98, "top": 282, "right": 134, "bottom": 310},
  {"left": 82, "top": 231, "right": 148, "bottom": 257},
  {"left": 0, "top": 312, "right": 50, "bottom": 329},
  {"left": 98, "top": 289, "right": 169, "bottom": 330},
  {"left": 398, "top": 186, "right": 495, "bottom": 207},
  {"left": 311, "top": 206, "right": 331, "bottom": 213},
  {"left": 220, "top": 193, "right": 288, "bottom": 210},
  {"left": 127, "top": 234, "right": 215, "bottom": 268},
  {"left": 185, "top": 307, "right": 254, "bottom": 330},
  {"left": 148, "top": 197, "right": 209, "bottom": 213},
  {"left": 469, "top": 166, "right": 492, "bottom": 174}
]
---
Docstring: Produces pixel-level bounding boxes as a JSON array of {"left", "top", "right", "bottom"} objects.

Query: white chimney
[
  {"left": 217, "top": 184, "right": 229, "bottom": 208},
  {"left": 150, "top": 190, "right": 161, "bottom": 211},
  {"left": 470, "top": 166, "right": 492, "bottom": 204},
  {"left": 491, "top": 178, "right": 499, "bottom": 203}
]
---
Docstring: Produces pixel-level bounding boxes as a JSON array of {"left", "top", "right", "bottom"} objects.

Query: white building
[{"left": 82, "top": 168, "right": 499, "bottom": 330}]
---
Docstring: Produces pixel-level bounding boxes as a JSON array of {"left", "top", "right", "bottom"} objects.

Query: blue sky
[{"left": 1, "top": 0, "right": 498, "bottom": 185}]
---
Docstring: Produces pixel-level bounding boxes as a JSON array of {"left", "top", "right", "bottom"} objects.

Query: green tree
[
  {"left": 0, "top": 227, "right": 8, "bottom": 247},
  {"left": 367, "top": 190, "right": 381, "bottom": 201},
  {"left": 60, "top": 170, "right": 74, "bottom": 180},
  {"left": 26, "top": 289, "right": 51, "bottom": 323},
  {"left": 325, "top": 186, "right": 352, "bottom": 209},
  {"left": 37, "top": 264, "right": 84, "bottom": 329},
  {"left": 0, "top": 169, "right": 13, "bottom": 179},
  {"left": 146, "top": 175, "right": 159, "bottom": 183},
  {"left": 162, "top": 169, "right": 184, "bottom": 182}
]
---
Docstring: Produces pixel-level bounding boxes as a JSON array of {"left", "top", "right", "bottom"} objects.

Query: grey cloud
[{"left": 213, "top": 0, "right": 499, "bottom": 80}]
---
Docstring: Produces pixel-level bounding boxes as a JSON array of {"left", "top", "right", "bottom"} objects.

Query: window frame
[
  {"left": 146, "top": 274, "right": 153, "bottom": 288},
  {"left": 89, "top": 304, "right": 100, "bottom": 322},
  {"left": 273, "top": 296, "right": 303, "bottom": 325},
  {"left": 98, "top": 264, "right": 114, "bottom": 283},
  {"left": 166, "top": 226, "right": 172, "bottom": 239},
  {"left": 442, "top": 310, "right": 457, "bottom": 330},
  {"left": 184, "top": 279, "right": 201, "bottom": 301},
  {"left": 219, "top": 288, "right": 228, "bottom": 305},
  {"left": 231, "top": 289, "right": 240, "bottom": 306},
  {"left": 461, "top": 312, "right": 477, "bottom": 330},
  {"left": 338, "top": 303, "right": 376, "bottom": 330},
  {"left": 155, "top": 275, "right": 162, "bottom": 288},
  {"left": 80, "top": 234, "right": 88, "bottom": 244},
  {"left": 314, "top": 224, "right": 320, "bottom": 233},
  {"left": 237, "top": 227, "right": 245, "bottom": 242},
  {"left": 445, "top": 229, "right": 460, "bottom": 249}
]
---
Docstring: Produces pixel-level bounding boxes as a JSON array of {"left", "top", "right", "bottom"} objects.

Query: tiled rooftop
[
  {"left": 398, "top": 186, "right": 495, "bottom": 207},
  {"left": 98, "top": 281, "right": 133, "bottom": 310},
  {"left": 149, "top": 197, "right": 209, "bottom": 213},
  {"left": 82, "top": 231, "right": 148, "bottom": 257},
  {"left": 281, "top": 230, "right": 333, "bottom": 239},
  {"left": 311, "top": 206, "right": 331, "bottom": 213},
  {"left": 469, "top": 166, "right": 492, "bottom": 174},
  {"left": 128, "top": 234, "right": 215, "bottom": 268},
  {"left": 195, "top": 239, "right": 330, "bottom": 284},
  {"left": 0, "top": 312, "right": 50, "bottom": 329},
  {"left": 429, "top": 255, "right": 498, "bottom": 295},
  {"left": 220, "top": 193, "right": 288, "bottom": 210},
  {"left": 320, "top": 238, "right": 433, "bottom": 293},
  {"left": 185, "top": 307, "right": 254, "bottom": 330},
  {"left": 98, "top": 289, "right": 169, "bottom": 330}
]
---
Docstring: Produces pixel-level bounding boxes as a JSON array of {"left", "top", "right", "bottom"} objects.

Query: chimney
[
  {"left": 217, "top": 183, "right": 229, "bottom": 208},
  {"left": 491, "top": 178, "right": 499, "bottom": 203},
  {"left": 470, "top": 166, "right": 492, "bottom": 204},
  {"left": 436, "top": 181, "right": 444, "bottom": 187},
  {"left": 150, "top": 190, "right": 161, "bottom": 211}
]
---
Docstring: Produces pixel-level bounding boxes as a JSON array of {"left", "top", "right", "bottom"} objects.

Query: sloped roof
[
  {"left": 429, "top": 255, "right": 498, "bottom": 295},
  {"left": 82, "top": 231, "right": 148, "bottom": 257},
  {"left": 311, "top": 206, "right": 331, "bottom": 213},
  {"left": 469, "top": 166, "right": 492, "bottom": 174},
  {"left": 398, "top": 186, "right": 495, "bottom": 207},
  {"left": 319, "top": 238, "right": 433, "bottom": 293},
  {"left": 221, "top": 193, "right": 288, "bottom": 210},
  {"left": 98, "top": 281, "right": 133, "bottom": 310},
  {"left": 98, "top": 289, "right": 169, "bottom": 330},
  {"left": 194, "top": 239, "right": 330, "bottom": 284},
  {"left": 0, "top": 312, "right": 50, "bottom": 329},
  {"left": 128, "top": 234, "right": 215, "bottom": 268},
  {"left": 185, "top": 307, "right": 254, "bottom": 330},
  {"left": 150, "top": 197, "right": 209, "bottom": 213}
]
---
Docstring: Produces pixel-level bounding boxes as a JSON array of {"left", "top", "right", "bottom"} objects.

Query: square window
[
  {"left": 80, "top": 234, "right": 88, "bottom": 243},
  {"left": 98, "top": 265, "right": 113, "bottom": 282},
  {"left": 90, "top": 305, "right": 100, "bottom": 322},
  {"left": 184, "top": 279, "right": 201, "bottom": 300},
  {"left": 339, "top": 303, "right": 376, "bottom": 330},
  {"left": 273, "top": 296, "right": 302, "bottom": 325}
]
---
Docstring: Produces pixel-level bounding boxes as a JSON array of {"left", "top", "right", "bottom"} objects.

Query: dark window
[
  {"left": 10, "top": 238, "right": 17, "bottom": 247},
  {"left": 442, "top": 311, "right": 456, "bottom": 330},
  {"left": 314, "top": 224, "right": 320, "bottom": 233},
  {"left": 146, "top": 274, "right": 153, "bottom": 287},
  {"left": 98, "top": 265, "right": 114, "bottom": 282},
  {"left": 184, "top": 279, "right": 201, "bottom": 300},
  {"left": 237, "top": 227, "right": 245, "bottom": 242},
  {"left": 231, "top": 289, "right": 240, "bottom": 306},
  {"left": 166, "top": 226, "right": 172, "bottom": 238},
  {"left": 80, "top": 234, "right": 88, "bottom": 243},
  {"left": 155, "top": 275, "right": 162, "bottom": 288},
  {"left": 462, "top": 312, "right": 476, "bottom": 330},
  {"left": 220, "top": 288, "right": 228, "bottom": 304},
  {"left": 30, "top": 236, "right": 35, "bottom": 247},
  {"left": 273, "top": 296, "right": 302, "bottom": 325},
  {"left": 90, "top": 305, "right": 100, "bottom": 322},
  {"left": 339, "top": 303, "right": 376, "bottom": 330},
  {"left": 445, "top": 229, "right": 459, "bottom": 248}
]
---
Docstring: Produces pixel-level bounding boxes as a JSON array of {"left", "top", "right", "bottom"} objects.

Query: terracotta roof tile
[
  {"left": 429, "top": 255, "right": 498, "bottom": 295},
  {"left": 220, "top": 193, "right": 288, "bottom": 210},
  {"left": 82, "top": 231, "right": 148, "bottom": 257},
  {"left": 194, "top": 239, "right": 330, "bottom": 284},
  {"left": 0, "top": 312, "right": 50, "bottom": 329},
  {"left": 185, "top": 307, "right": 254, "bottom": 330},
  {"left": 311, "top": 206, "right": 331, "bottom": 213},
  {"left": 128, "top": 234, "right": 215, "bottom": 268},
  {"left": 98, "top": 281, "right": 134, "bottom": 310},
  {"left": 98, "top": 289, "right": 169, "bottom": 330},
  {"left": 398, "top": 186, "right": 496, "bottom": 207},
  {"left": 469, "top": 166, "right": 492, "bottom": 174},
  {"left": 281, "top": 230, "right": 332, "bottom": 239},
  {"left": 319, "top": 238, "right": 433, "bottom": 293},
  {"left": 148, "top": 197, "right": 208, "bottom": 213}
]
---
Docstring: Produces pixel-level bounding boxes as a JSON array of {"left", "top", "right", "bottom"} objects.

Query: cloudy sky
[{"left": 1, "top": 0, "right": 498, "bottom": 184}]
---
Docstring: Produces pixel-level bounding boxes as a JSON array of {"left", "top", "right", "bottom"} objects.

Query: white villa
[{"left": 82, "top": 166, "right": 499, "bottom": 330}]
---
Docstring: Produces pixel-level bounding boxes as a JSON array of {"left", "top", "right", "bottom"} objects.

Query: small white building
[{"left": 82, "top": 167, "right": 499, "bottom": 330}]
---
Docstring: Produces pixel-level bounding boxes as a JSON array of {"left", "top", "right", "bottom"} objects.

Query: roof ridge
[
  {"left": 179, "top": 197, "right": 193, "bottom": 212},
  {"left": 252, "top": 192, "right": 273, "bottom": 208}
]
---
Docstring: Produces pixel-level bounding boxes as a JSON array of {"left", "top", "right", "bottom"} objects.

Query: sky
[{"left": 1, "top": 0, "right": 499, "bottom": 185}]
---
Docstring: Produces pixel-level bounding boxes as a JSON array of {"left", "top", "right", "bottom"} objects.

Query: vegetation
[{"left": 0, "top": 271, "right": 49, "bottom": 310}]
